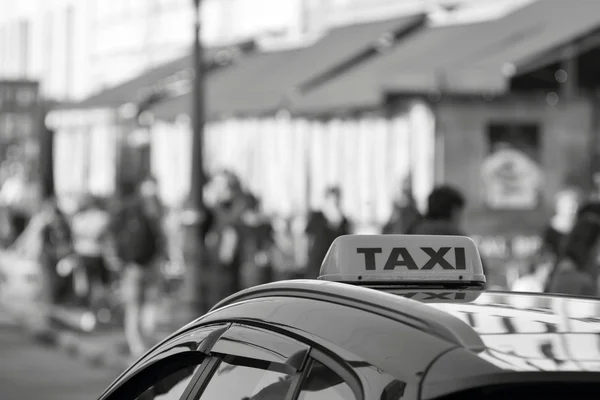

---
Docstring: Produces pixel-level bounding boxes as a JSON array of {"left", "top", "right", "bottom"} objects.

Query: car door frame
[
  {"left": 291, "top": 347, "right": 364, "bottom": 400},
  {"left": 98, "top": 322, "right": 231, "bottom": 400},
  {"left": 186, "top": 322, "right": 312, "bottom": 400},
  {"left": 184, "top": 322, "right": 364, "bottom": 400}
]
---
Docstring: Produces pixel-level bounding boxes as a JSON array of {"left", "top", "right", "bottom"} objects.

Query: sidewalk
[
  {"left": 2, "top": 300, "right": 185, "bottom": 372},
  {"left": 48, "top": 327, "right": 131, "bottom": 370},
  {"left": 0, "top": 256, "right": 185, "bottom": 372}
]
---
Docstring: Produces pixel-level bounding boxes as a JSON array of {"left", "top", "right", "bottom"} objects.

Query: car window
[
  {"left": 298, "top": 360, "right": 356, "bottom": 400},
  {"left": 135, "top": 363, "right": 202, "bottom": 400},
  {"left": 196, "top": 354, "right": 295, "bottom": 400},
  {"left": 104, "top": 352, "right": 206, "bottom": 400}
]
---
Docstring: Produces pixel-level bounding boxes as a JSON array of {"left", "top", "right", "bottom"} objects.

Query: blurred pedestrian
[
  {"left": 410, "top": 185, "right": 489, "bottom": 280},
  {"left": 70, "top": 195, "right": 111, "bottom": 308},
  {"left": 289, "top": 215, "right": 310, "bottom": 279},
  {"left": 238, "top": 193, "right": 274, "bottom": 288},
  {"left": 204, "top": 170, "right": 246, "bottom": 304},
  {"left": 40, "top": 198, "right": 73, "bottom": 304},
  {"left": 0, "top": 163, "right": 26, "bottom": 206},
  {"left": 0, "top": 164, "right": 29, "bottom": 239},
  {"left": 110, "top": 179, "right": 162, "bottom": 357},
  {"left": 139, "top": 175, "right": 169, "bottom": 295},
  {"left": 271, "top": 215, "right": 299, "bottom": 281},
  {"left": 540, "top": 187, "right": 582, "bottom": 264},
  {"left": 0, "top": 206, "right": 15, "bottom": 248},
  {"left": 140, "top": 175, "right": 164, "bottom": 222},
  {"left": 524, "top": 189, "right": 581, "bottom": 295},
  {"left": 409, "top": 185, "right": 467, "bottom": 236},
  {"left": 382, "top": 177, "right": 421, "bottom": 234},
  {"left": 545, "top": 202, "right": 600, "bottom": 297},
  {"left": 511, "top": 247, "right": 554, "bottom": 293},
  {"left": 304, "top": 186, "right": 350, "bottom": 279}
]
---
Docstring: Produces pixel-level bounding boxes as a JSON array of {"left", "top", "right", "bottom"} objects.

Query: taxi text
[{"left": 356, "top": 246, "right": 466, "bottom": 271}]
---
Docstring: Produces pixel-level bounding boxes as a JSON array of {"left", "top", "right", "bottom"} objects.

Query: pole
[
  {"left": 40, "top": 104, "right": 55, "bottom": 200},
  {"left": 180, "top": 0, "right": 208, "bottom": 324}
]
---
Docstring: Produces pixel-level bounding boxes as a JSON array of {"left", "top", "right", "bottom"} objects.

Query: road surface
[{"left": 0, "top": 311, "right": 120, "bottom": 400}]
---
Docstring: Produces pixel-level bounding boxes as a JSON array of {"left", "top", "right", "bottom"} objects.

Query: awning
[
  {"left": 53, "top": 41, "right": 256, "bottom": 112},
  {"left": 152, "top": 13, "right": 426, "bottom": 120},
  {"left": 446, "top": 0, "right": 600, "bottom": 87},
  {"left": 294, "top": 0, "right": 600, "bottom": 114}
]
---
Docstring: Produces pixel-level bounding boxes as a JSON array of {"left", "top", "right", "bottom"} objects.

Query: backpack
[{"left": 115, "top": 204, "right": 159, "bottom": 265}]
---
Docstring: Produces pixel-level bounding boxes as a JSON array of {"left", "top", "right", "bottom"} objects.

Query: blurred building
[
  {"left": 42, "top": 0, "right": 530, "bottom": 207},
  {"left": 0, "top": 0, "right": 504, "bottom": 101}
]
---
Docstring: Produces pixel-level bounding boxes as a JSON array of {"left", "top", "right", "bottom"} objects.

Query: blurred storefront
[
  {"left": 147, "top": 13, "right": 431, "bottom": 225},
  {"left": 42, "top": 0, "right": 600, "bottom": 289},
  {"left": 45, "top": 42, "right": 255, "bottom": 208},
  {"left": 294, "top": 0, "right": 600, "bottom": 286},
  {"left": 46, "top": 13, "right": 430, "bottom": 225},
  {"left": 155, "top": 110, "right": 433, "bottom": 225},
  {"left": 425, "top": 0, "right": 600, "bottom": 283},
  {"left": 437, "top": 97, "right": 592, "bottom": 282},
  {"left": 45, "top": 108, "right": 119, "bottom": 210}
]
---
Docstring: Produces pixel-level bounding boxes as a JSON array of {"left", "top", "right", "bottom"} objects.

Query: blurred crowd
[
  {"left": 1, "top": 163, "right": 600, "bottom": 357},
  {"left": 511, "top": 188, "right": 600, "bottom": 297}
]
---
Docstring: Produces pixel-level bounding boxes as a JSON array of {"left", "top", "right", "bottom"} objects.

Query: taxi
[{"left": 98, "top": 235, "right": 600, "bottom": 400}]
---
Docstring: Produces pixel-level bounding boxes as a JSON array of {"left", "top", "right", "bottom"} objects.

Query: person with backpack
[{"left": 110, "top": 179, "right": 163, "bottom": 357}]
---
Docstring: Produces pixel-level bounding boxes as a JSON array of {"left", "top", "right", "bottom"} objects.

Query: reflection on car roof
[{"left": 429, "top": 292, "right": 600, "bottom": 372}]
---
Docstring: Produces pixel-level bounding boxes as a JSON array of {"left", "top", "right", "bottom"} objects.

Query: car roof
[
  {"left": 205, "top": 280, "right": 600, "bottom": 373},
  {"left": 431, "top": 291, "right": 600, "bottom": 372}
]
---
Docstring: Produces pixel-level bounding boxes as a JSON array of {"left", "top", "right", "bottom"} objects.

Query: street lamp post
[{"left": 179, "top": 0, "right": 209, "bottom": 324}]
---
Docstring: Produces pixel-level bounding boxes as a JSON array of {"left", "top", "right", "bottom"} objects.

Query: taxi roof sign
[{"left": 318, "top": 234, "right": 486, "bottom": 285}]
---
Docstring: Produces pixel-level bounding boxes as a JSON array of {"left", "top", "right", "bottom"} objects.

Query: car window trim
[
  {"left": 285, "top": 357, "right": 315, "bottom": 400},
  {"left": 132, "top": 324, "right": 230, "bottom": 373},
  {"left": 102, "top": 351, "right": 208, "bottom": 400},
  {"left": 182, "top": 355, "right": 223, "bottom": 400},
  {"left": 174, "top": 355, "right": 218, "bottom": 400},
  {"left": 154, "top": 324, "right": 231, "bottom": 360},
  {"left": 305, "top": 348, "right": 365, "bottom": 400},
  {"left": 99, "top": 324, "right": 230, "bottom": 400},
  {"left": 210, "top": 323, "right": 311, "bottom": 370}
]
